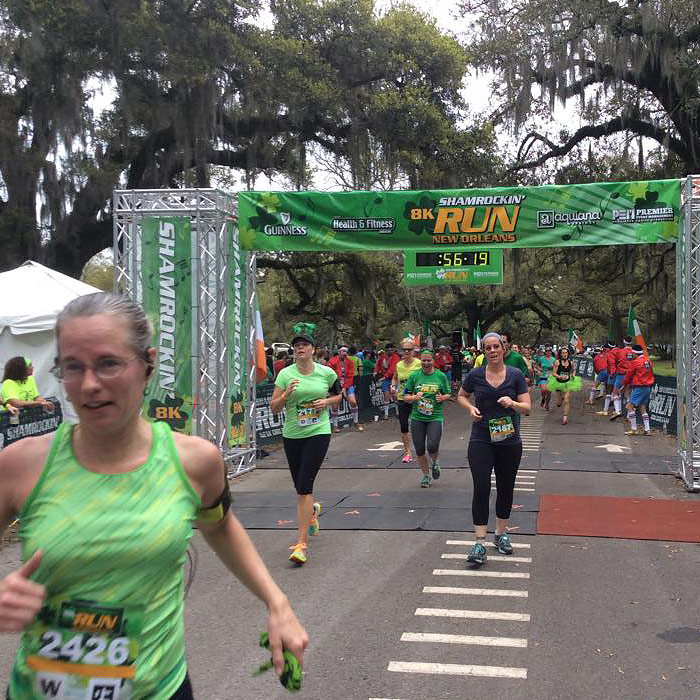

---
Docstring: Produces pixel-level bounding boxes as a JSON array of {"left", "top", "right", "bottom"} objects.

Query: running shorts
[
  {"left": 629, "top": 386, "right": 652, "bottom": 407},
  {"left": 343, "top": 386, "right": 355, "bottom": 397},
  {"left": 397, "top": 401, "right": 412, "bottom": 433},
  {"left": 597, "top": 369, "right": 608, "bottom": 384},
  {"left": 380, "top": 378, "right": 392, "bottom": 393},
  {"left": 537, "top": 377, "right": 548, "bottom": 388},
  {"left": 613, "top": 373, "right": 625, "bottom": 389}
]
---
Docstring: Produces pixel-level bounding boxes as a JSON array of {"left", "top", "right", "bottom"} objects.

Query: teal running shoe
[
  {"left": 420, "top": 473, "right": 431, "bottom": 488},
  {"left": 467, "top": 541, "right": 487, "bottom": 565},
  {"left": 431, "top": 461, "right": 441, "bottom": 480},
  {"left": 494, "top": 533, "right": 513, "bottom": 555},
  {"left": 308, "top": 502, "right": 321, "bottom": 536}
]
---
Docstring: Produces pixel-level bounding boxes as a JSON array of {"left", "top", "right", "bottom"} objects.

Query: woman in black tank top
[{"left": 551, "top": 346, "right": 577, "bottom": 425}]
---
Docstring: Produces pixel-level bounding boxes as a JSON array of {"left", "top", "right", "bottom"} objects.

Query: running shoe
[
  {"left": 308, "top": 502, "right": 321, "bottom": 536},
  {"left": 420, "top": 473, "right": 431, "bottom": 488},
  {"left": 595, "top": 410, "right": 609, "bottom": 416},
  {"left": 644, "top": 430, "right": 651, "bottom": 437},
  {"left": 562, "top": 415, "right": 568, "bottom": 425},
  {"left": 624, "top": 428, "right": 639, "bottom": 436},
  {"left": 355, "top": 423, "right": 364, "bottom": 431},
  {"left": 466, "top": 541, "right": 487, "bottom": 565},
  {"left": 584, "top": 399, "right": 593, "bottom": 405},
  {"left": 431, "top": 461, "right": 441, "bottom": 480},
  {"left": 609, "top": 411, "right": 622, "bottom": 421},
  {"left": 494, "top": 533, "right": 514, "bottom": 555},
  {"left": 332, "top": 425, "right": 340, "bottom": 434},
  {"left": 401, "top": 454, "right": 412, "bottom": 463},
  {"left": 289, "top": 543, "right": 307, "bottom": 566}
]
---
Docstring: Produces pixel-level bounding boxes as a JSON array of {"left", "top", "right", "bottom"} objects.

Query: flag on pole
[
  {"left": 404, "top": 330, "right": 420, "bottom": 346},
  {"left": 255, "top": 302, "right": 267, "bottom": 384},
  {"left": 608, "top": 319, "right": 614, "bottom": 342},
  {"left": 568, "top": 328, "right": 583, "bottom": 354},
  {"left": 473, "top": 321, "right": 482, "bottom": 350},
  {"left": 461, "top": 328, "right": 467, "bottom": 349},
  {"left": 627, "top": 306, "right": 648, "bottom": 356}
]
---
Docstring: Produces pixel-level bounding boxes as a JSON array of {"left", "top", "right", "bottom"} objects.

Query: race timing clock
[{"left": 415, "top": 251, "right": 491, "bottom": 267}]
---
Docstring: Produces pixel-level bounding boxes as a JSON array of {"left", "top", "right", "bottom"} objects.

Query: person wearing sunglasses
[
  {"left": 391, "top": 339, "right": 422, "bottom": 463},
  {"left": 0, "top": 292, "right": 307, "bottom": 699}
]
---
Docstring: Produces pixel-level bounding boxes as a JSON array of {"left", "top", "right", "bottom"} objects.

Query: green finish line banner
[
  {"left": 238, "top": 180, "right": 680, "bottom": 252},
  {"left": 404, "top": 249, "right": 503, "bottom": 286},
  {"left": 141, "top": 216, "right": 193, "bottom": 433}
]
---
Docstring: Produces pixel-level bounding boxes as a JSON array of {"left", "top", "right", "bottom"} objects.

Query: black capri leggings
[
  {"left": 467, "top": 441, "right": 523, "bottom": 525},
  {"left": 411, "top": 420, "right": 443, "bottom": 457},
  {"left": 283, "top": 434, "right": 331, "bottom": 495},
  {"left": 397, "top": 402, "right": 412, "bottom": 433}
]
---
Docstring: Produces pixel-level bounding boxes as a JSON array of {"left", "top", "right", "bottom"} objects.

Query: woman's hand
[
  {"left": 498, "top": 396, "right": 515, "bottom": 410},
  {"left": 311, "top": 398, "right": 327, "bottom": 411},
  {"left": 267, "top": 596, "right": 309, "bottom": 677},
  {"left": 0, "top": 550, "right": 46, "bottom": 632},
  {"left": 468, "top": 405, "right": 482, "bottom": 422},
  {"left": 285, "top": 380, "right": 300, "bottom": 399}
]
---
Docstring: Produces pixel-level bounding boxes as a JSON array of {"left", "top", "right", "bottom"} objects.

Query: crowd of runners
[{"left": 0, "top": 290, "right": 662, "bottom": 698}]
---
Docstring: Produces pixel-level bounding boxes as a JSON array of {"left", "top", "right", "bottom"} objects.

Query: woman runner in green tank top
[{"left": 0, "top": 293, "right": 307, "bottom": 699}]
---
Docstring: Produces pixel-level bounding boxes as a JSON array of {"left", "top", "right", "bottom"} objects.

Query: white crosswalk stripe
[
  {"left": 388, "top": 661, "right": 528, "bottom": 679},
  {"left": 423, "top": 585, "right": 528, "bottom": 597}
]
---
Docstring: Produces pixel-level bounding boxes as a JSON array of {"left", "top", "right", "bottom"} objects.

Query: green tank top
[{"left": 10, "top": 421, "right": 201, "bottom": 700}]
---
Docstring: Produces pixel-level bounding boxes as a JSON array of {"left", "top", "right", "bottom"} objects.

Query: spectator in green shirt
[
  {"left": 500, "top": 332, "right": 532, "bottom": 385},
  {"left": 1, "top": 356, "right": 54, "bottom": 413}
]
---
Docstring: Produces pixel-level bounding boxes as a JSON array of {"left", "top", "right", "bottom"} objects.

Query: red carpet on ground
[{"left": 537, "top": 494, "right": 700, "bottom": 542}]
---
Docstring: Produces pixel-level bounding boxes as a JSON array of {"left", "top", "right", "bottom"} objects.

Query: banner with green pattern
[
  {"left": 238, "top": 180, "right": 680, "bottom": 252},
  {"left": 404, "top": 249, "right": 503, "bottom": 286},
  {"left": 228, "top": 220, "right": 247, "bottom": 447},
  {"left": 141, "top": 217, "right": 193, "bottom": 433}
]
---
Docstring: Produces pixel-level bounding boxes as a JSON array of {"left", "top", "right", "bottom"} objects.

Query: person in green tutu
[{"left": 547, "top": 346, "right": 582, "bottom": 425}]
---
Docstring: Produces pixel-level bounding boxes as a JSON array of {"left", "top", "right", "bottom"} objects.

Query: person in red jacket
[
  {"left": 434, "top": 346, "right": 452, "bottom": 374},
  {"left": 597, "top": 341, "right": 619, "bottom": 417},
  {"left": 622, "top": 344, "right": 655, "bottom": 436},
  {"left": 586, "top": 346, "right": 608, "bottom": 405},
  {"left": 329, "top": 346, "right": 363, "bottom": 432},
  {"left": 609, "top": 336, "right": 635, "bottom": 421},
  {"left": 375, "top": 343, "right": 400, "bottom": 419}
]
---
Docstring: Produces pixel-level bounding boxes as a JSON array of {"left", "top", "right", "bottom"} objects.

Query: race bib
[
  {"left": 417, "top": 398, "right": 434, "bottom": 416},
  {"left": 297, "top": 401, "right": 320, "bottom": 426},
  {"left": 489, "top": 416, "right": 515, "bottom": 443},
  {"left": 26, "top": 598, "right": 141, "bottom": 700}
]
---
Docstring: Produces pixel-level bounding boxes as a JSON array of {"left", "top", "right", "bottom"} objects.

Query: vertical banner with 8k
[
  {"left": 141, "top": 217, "right": 194, "bottom": 433},
  {"left": 228, "top": 220, "right": 247, "bottom": 447}
]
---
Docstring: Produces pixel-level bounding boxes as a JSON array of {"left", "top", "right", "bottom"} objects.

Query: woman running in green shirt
[
  {"left": 402, "top": 349, "right": 451, "bottom": 488},
  {"left": 0, "top": 293, "right": 307, "bottom": 699},
  {"left": 271, "top": 332, "right": 342, "bottom": 566}
]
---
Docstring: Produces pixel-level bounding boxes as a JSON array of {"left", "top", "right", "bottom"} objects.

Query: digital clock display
[{"left": 415, "top": 251, "right": 491, "bottom": 267}]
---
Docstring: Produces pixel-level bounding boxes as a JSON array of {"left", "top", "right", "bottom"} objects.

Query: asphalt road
[{"left": 2, "top": 389, "right": 699, "bottom": 699}]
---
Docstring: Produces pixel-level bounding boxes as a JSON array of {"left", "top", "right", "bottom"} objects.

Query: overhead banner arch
[{"left": 238, "top": 179, "right": 681, "bottom": 252}]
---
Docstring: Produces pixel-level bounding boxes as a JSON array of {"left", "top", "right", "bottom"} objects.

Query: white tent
[{"left": 0, "top": 261, "right": 103, "bottom": 421}]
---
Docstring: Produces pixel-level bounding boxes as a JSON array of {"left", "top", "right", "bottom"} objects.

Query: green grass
[{"left": 651, "top": 358, "right": 676, "bottom": 377}]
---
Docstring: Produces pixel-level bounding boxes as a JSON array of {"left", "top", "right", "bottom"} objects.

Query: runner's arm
[{"left": 184, "top": 438, "right": 308, "bottom": 674}]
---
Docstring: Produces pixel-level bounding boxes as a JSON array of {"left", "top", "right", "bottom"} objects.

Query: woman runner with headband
[
  {"left": 0, "top": 292, "right": 307, "bottom": 699},
  {"left": 402, "top": 348, "right": 451, "bottom": 488},
  {"left": 458, "top": 331, "right": 531, "bottom": 565}
]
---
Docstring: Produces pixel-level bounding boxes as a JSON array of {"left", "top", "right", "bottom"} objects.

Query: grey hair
[
  {"left": 482, "top": 331, "right": 505, "bottom": 348},
  {"left": 56, "top": 292, "right": 153, "bottom": 359}
]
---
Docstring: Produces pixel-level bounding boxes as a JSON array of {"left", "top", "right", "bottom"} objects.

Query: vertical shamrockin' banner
[
  {"left": 141, "top": 217, "right": 193, "bottom": 433},
  {"left": 228, "top": 220, "right": 247, "bottom": 447}
]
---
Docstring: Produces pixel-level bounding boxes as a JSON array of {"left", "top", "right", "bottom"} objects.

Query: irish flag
[
  {"left": 473, "top": 321, "right": 481, "bottom": 350},
  {"left": 627, "top": 306, "right": 648, "bottom": 357},
  {"left": 255, "top": 302, "right": 267, "bottom": 383},
  {"left": 404, "top": 330, "right": 421, "bottom": 346},
  {"left": 568, "top": 329, "right": 583, "bottom": 353}
]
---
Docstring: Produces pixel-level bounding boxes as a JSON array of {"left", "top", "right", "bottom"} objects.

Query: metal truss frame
[
  {"left": 677, "top": 177, "right": 700, "bottom": 491},
  {"left": 113, "top": 189, "right": 256, "bottom": 475}
]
